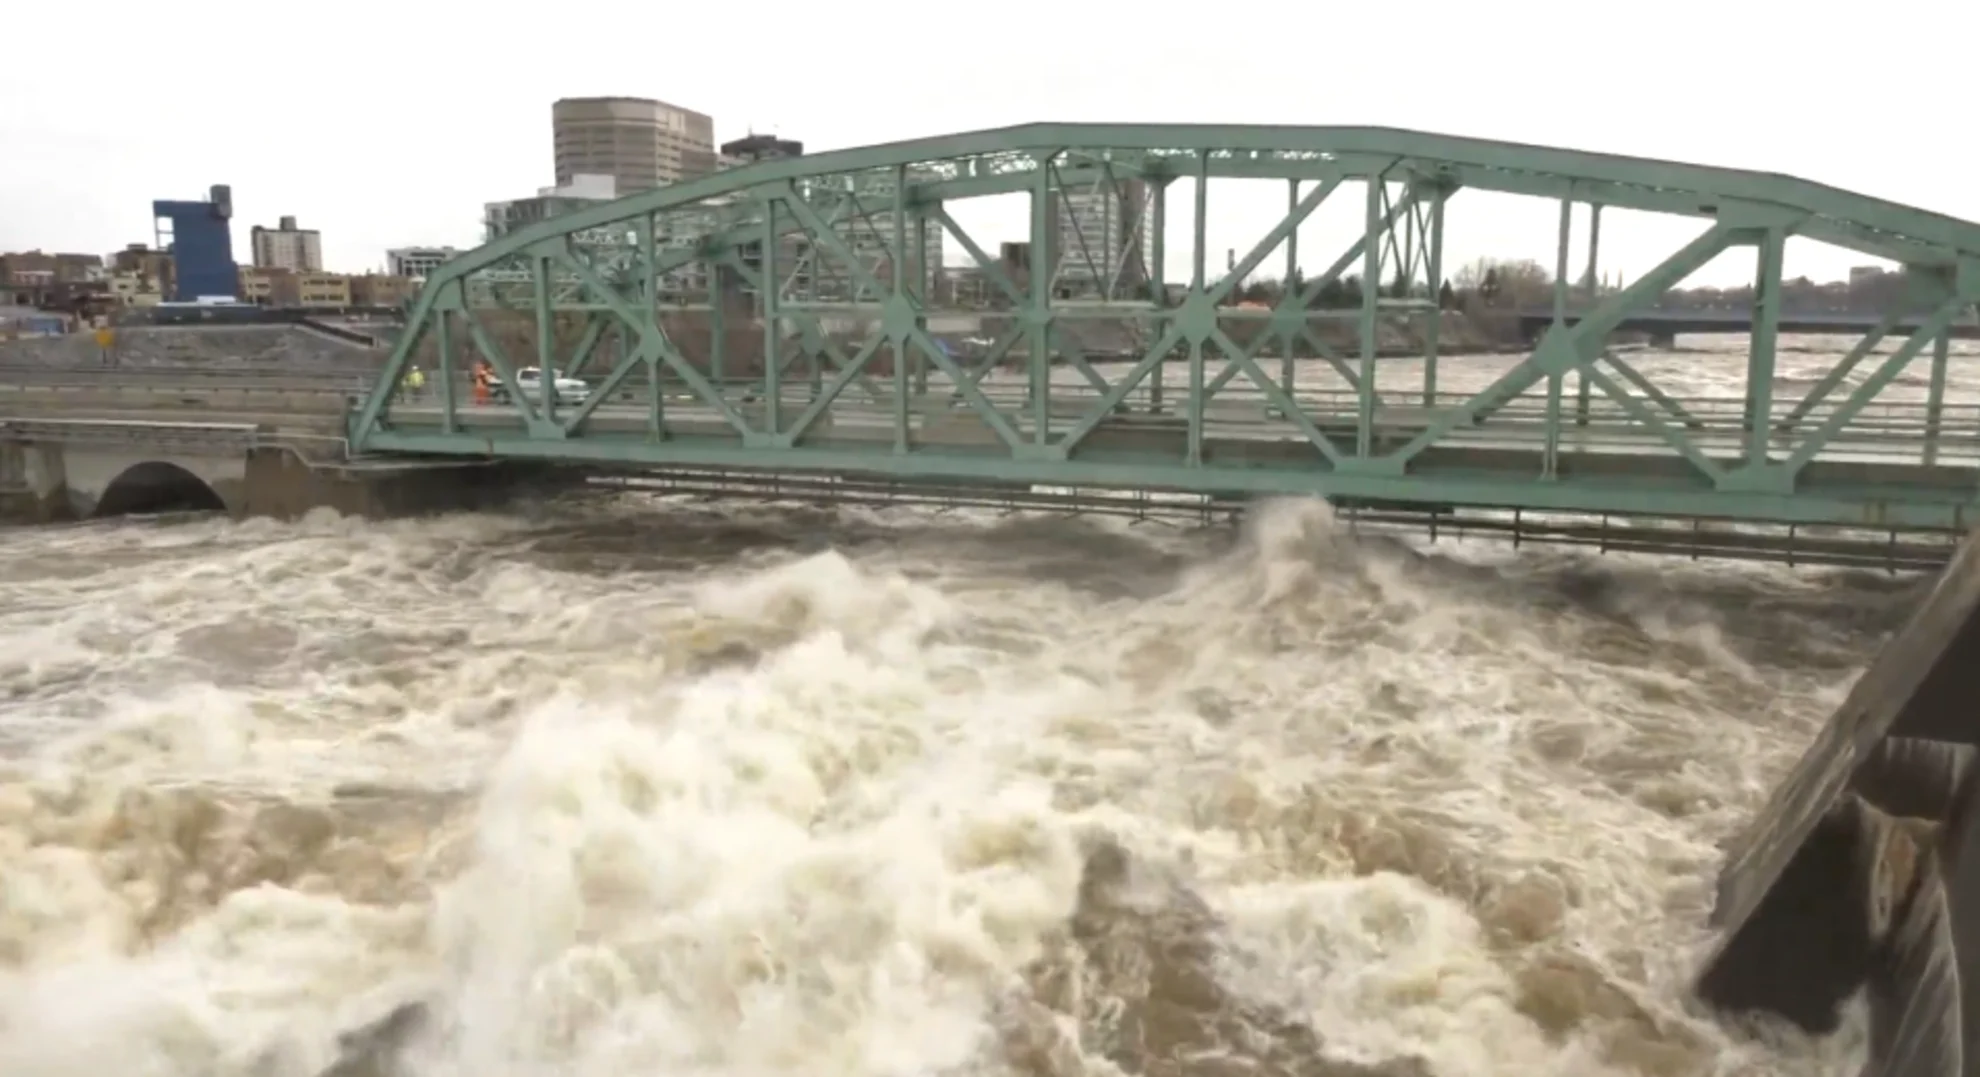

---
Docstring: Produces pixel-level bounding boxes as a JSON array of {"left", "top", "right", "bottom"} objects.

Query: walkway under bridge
[{"left": 347, "top": 122, "right": 1980, "bottom": 560}]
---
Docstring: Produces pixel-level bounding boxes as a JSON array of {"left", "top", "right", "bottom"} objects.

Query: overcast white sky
[{"left": 3, "top": 0, "right": 1972, "bottom": 289}]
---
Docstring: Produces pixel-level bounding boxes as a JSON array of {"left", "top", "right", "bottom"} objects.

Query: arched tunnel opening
[{"left": 92, "top": 461, "right": 229, "bottom": 518}]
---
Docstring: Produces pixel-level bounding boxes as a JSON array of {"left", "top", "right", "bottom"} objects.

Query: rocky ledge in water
[{"left": 997, "top": 836, "right": 1435, "bottom": 1077}]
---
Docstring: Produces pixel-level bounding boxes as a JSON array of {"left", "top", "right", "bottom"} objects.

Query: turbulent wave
[{"left": 0, "top": 482, "right": 1927, "bottom": 1076}]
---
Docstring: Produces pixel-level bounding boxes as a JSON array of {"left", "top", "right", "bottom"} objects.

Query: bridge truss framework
[{"left": 347, "top": 123, "right": 1980, "bottom": 536}]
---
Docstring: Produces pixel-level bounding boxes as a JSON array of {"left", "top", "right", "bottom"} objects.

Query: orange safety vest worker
[{"left": 472, "top": 362, "right": 491, "bottom": 404}]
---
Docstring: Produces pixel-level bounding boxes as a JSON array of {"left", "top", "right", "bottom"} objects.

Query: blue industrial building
[{"left": 152, "top": 185, "right": 239, "bottom": 301}]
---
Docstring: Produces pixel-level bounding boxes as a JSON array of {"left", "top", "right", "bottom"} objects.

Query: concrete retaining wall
[{"left": 0, "top": 326, "right": 382, "bottom": 371}]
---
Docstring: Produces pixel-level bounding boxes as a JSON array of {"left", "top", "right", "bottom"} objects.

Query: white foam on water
[{"left": 0, "top": 344, "right": 1940, "bottom": 1076}]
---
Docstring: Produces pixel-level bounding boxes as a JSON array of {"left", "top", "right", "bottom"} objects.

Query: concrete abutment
[{"left": 1, "top": 439, "right": 560, "bottom": 525}]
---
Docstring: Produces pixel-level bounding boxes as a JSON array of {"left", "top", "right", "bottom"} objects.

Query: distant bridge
[{"left": 1512, "top": 307, "right": 1980, "bottom": 342}]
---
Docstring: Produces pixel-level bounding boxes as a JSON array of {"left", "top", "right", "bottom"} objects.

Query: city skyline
[{"left": 2, "top": 2, "right": 1973, "bottom": 289}]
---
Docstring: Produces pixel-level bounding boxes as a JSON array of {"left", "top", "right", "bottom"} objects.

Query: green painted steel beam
[
  {"left": 422, "top": 124, "right": 1980, "bottom": 291},
  {"left": 347, "top": 123, "right": 1980, "bottom": 544},
  {"left": 442, "top": 138, "right": 1957, "bottom": 314},
  {"left": 357, "top": 427, "right": 1980, "bottom": 532}
]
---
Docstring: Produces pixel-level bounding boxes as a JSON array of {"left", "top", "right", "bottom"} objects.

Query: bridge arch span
[
  {"left": 93, "top": 460, "right": 231, "bottom": 518},
  {"left": 415, "top": 122, "right": 1980, "bottom": 292},
  {"left": 356, "top": 121, "right": 1980, "bottom": 429}
]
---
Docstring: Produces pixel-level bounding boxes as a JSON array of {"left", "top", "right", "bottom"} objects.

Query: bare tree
[{"left": 1454, "top": 257, "right": 1553, "bottom": 307}]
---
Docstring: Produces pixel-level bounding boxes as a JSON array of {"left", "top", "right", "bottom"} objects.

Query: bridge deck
[
  {"left": 386, "top": 396, "right": 1978, "bottom": 466},
  {"left": 364, "top": 384, "right": 1980, "bottom": 530},
  {"left": 11, "top": 371, "right": 1980, "bottom": 530}
]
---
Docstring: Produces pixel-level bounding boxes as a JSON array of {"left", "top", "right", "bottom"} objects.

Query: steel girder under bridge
[{"left": 348, "top": 122, "right": 1980, "bottom": 536}]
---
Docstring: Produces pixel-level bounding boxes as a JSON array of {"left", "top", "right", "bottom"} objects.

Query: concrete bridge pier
[
  {"left": 1515, "top": 321, "right": 1677, "bottom": 350},
  {"left": 234, "top": 450, "right": 560, "bottom": 520},
  {"left": 0, "top": 437, "right": 561, "bottom": 525},
  {"left": 0, "top": 442, "right": 70, "bottom": 520}
]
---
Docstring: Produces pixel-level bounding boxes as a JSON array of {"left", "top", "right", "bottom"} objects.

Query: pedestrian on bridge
[
  {"left": 402, "top": 365, "right": 426, "bottom": 402},
  {"left": 472, "top": 360, "right": 492, "bottom": 406}
]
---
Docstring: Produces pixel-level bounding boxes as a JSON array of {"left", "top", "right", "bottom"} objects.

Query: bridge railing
[
  {"left": 345, "top": 376, "right": 1980, "bottom": 465},
  {"left": 13, "top": 371, "right": 1979, "bottom": 460},
  {"left": 0, "top": 375, "right": 373, "bottom": 419},
  {"left": 17, "top": 373, "right": 1976, "bottom": 452},
  {"left": 0, "top": 363, "right": 377, "bottom": 385}
]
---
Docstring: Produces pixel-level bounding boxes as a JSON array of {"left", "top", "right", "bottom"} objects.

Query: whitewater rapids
[{"left": 0, "top": 480, "right": 1921, "bottom": 1076}]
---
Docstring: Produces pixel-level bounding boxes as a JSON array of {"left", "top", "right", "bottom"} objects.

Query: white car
[{"left": 497, "top": 366, "right": 590, "bottom": 404}]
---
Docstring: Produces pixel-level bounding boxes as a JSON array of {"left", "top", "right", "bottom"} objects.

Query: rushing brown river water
[{"left": 0, "top": 338, "right": 1969, "bottom": 1076}]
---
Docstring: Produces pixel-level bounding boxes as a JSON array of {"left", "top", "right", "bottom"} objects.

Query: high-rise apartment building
[
  {"left": 250, "top": 215, "right": 323, "bottom": 272},
  {"left": 552, "top": 96, "right": 717, "bottom": 194},
  {"left": 1044, "top": 181, "right": 1150, "bottom": 299}
]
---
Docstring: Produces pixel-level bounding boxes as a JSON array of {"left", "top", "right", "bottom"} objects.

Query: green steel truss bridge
[{"left": 347, "top": 123, "right": 1980, "bottom": 562}]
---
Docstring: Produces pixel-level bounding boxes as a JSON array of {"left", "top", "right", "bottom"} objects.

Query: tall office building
[
  {"left": 250, "top": 215, "right": 324, "bottom": 272},
  {"left": 552, "top": 96, "right": 717, "bottom": 194}
]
